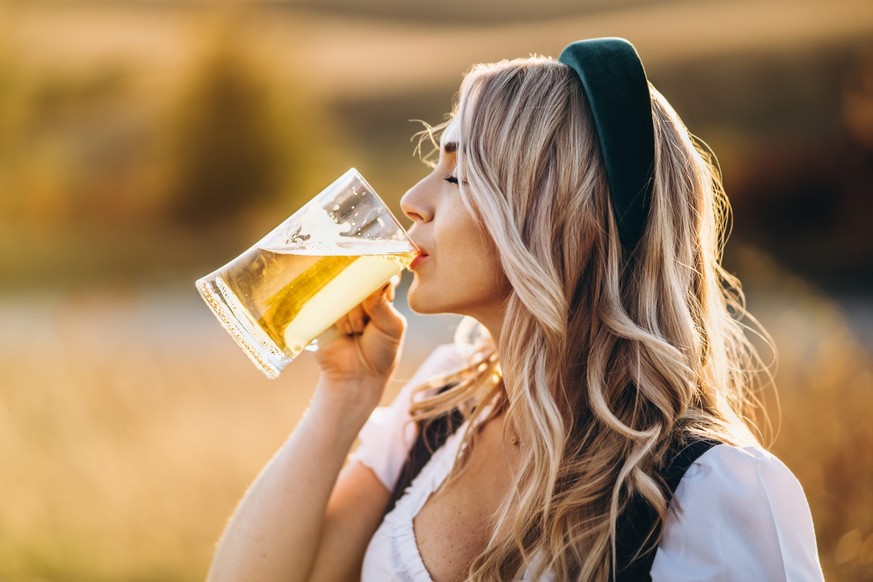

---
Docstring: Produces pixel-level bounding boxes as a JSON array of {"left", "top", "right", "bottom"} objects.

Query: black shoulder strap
[
  {"left": 614, "top": 438, "right": 721, "bottom": 581},
  {"left": 383, "top": 383, "right": 463, "bottom": 518}
]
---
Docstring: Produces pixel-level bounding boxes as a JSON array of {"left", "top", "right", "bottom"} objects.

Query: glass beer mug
[{"left": 196, "top": 168, "right": 420, "bottom": 379}]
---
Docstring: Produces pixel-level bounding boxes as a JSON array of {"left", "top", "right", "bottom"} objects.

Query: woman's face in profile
[{"left": 400, "top": 128, "right": 510, "bottom": 330}]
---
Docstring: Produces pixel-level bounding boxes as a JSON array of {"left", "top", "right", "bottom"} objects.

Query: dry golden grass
[
  {"left": 0, "top": 286, "right": 445, "bottom": 581},
  {"left": 734, "top": 247, "right": 873, "bottom": 581}
]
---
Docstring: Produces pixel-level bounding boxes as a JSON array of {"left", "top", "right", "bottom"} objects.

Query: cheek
[
  {"left": 440, "top": 213, "right": 490, "bottom": 272},
  {"left": 473, "top": 237, "right": 509, "bottom": 297},
  {"left": 442, "top": 225, "right": 507, "bottom": 299}
]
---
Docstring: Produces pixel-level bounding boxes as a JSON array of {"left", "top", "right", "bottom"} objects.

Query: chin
[
  {"left": 406, "top": 281, "right": 444, "bottom": 315},
  {"left": 406, "top": 290, "right": 434, "bottom": 315}
]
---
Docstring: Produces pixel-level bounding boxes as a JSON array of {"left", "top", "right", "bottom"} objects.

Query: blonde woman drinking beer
[{"left": 207, "top": 38, "right": 824, "bottom": 581}]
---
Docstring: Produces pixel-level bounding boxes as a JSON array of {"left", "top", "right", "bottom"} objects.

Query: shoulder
[
  {"left": 404, "top": 343, "right": 471, "bottom": 397},
  {"left": 375, "top": 342, "right": 471, "bottom": 415},
  {"left": 651, "top": 444, "right": 824, "bottom": 582},
  {"left": 348, "top": 344, "right": 470, "bottom": 491},
  {"left": 674, "top": 444, "right": 803, "bottom": 504}
]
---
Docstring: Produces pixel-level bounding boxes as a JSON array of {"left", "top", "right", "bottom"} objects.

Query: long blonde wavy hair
[{"left": 406, "top": 55, "right": 774, "bottom": 581}]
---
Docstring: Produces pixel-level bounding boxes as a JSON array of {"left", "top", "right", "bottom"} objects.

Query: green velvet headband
[{"left": 558, "top": 37, "right": 655, "bottom": 249}]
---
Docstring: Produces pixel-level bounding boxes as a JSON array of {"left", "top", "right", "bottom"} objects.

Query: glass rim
[{"left": 343, "top": 167, "right": 420, "bottom": 253}]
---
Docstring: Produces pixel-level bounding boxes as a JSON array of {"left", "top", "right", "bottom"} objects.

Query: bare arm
[
  {"left": 308, "top": 459, "right": 391, "bottom": 580},
  {"left": 207, "top": 280, "right": 403, "bottom": 582}
]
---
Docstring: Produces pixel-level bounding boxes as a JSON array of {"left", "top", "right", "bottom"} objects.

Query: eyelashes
[{"left": 444, "top": 175, "right": 460, "bottom": 186}]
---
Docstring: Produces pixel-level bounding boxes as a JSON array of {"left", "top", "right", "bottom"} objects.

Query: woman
[{"left": 207, "top": 38, "right": 823, "bottom": 581}]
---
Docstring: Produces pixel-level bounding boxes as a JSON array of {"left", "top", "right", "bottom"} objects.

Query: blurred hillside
[
  {"left": 0, "top": 0, "right": 871, "bottom": 295},
  {"left": 288, "top": 0, "right": 668, "bottom": 23}
]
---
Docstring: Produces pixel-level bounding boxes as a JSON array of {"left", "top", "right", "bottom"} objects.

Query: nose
[{"left": 400, "top": 176, "right": 433, "bottom": 224}]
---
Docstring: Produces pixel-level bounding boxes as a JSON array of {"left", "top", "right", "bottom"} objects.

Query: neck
[{"left": 465, "top": 308, "right": 503, "bottom": 347}]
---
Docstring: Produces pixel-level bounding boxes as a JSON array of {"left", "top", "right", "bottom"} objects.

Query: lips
[
  {"left": 410, "top": 253, "right": 429, "bottom": 270},
  {"left": 408, "top": 237, "right": 430, "bottom": 269}
]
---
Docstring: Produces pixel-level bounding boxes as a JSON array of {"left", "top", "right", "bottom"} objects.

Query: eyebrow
[{"left": 443, "top": 141, "right": 458, "bottom": 154}]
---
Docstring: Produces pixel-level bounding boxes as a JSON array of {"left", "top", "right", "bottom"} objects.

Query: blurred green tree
[
  {"left": 0, "top": 42, "right": 26, "bottom": 223},
  {"left": 165, "top": 31, "right": 288, "bottom": 228}
]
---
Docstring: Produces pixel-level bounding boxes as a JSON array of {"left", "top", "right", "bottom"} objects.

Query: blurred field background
[{"left": 1, "top": 0, "right": 872, "bottom": 579}]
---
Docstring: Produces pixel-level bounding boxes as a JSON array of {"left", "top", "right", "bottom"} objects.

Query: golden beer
[
  {"left": 197, "top": 239, "right": 416, "bottom": 379},
  {"left": 196, "top": 168, "right": 417, "bottom": 379}
]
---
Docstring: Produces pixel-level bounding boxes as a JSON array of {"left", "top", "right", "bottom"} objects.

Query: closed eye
[{"left": 444, "top": 175, "right": 459, "bottom": 185}]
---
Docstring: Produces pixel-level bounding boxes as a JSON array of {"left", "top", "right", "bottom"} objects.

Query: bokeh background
[{"left": 1, "top": 0, "right": 872, "bottom": 579}]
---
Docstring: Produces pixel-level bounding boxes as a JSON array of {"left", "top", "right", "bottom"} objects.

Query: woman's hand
[{"left": 311, "top": 276, "right": 406, "bottom": 417}]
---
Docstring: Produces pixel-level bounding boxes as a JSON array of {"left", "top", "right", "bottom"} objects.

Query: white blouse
[{"left": 349, "top": 344, "right": 824, "bottom": 581}]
